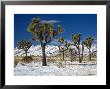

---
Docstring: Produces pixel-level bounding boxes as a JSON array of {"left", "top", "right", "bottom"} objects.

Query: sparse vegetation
[
  {"left": 15, "top": 16, "right": 96, "bottom": 70},
  {"left": 15, "top": 35, "right": 96, "bottom": 66},
  {"left": 14, "top": 15, "right": 97, "bottom": 76}
]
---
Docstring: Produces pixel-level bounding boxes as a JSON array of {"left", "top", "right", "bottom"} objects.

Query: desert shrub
[
  {"left": 47, "top": 57, "right": 55, "bottom": 63},
  {"left": 21, "top": 56, "right": 33, "bottom": 63},
  {"left": 56, "top": 61, "right": 64, "bottom": 68},
  {"left": 14, "top": 59, "right": 19, "bottom": 67}
]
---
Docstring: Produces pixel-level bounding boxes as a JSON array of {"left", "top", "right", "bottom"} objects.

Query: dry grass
[
  {"left": 14, "top": 55, "right": 97, "bottom": 67},
  {"left": 14, "top": 56, "right": 34, "bottom": 67},
  {"left": 21, "top": 56, "right": 33, "bottom": 63},
  {"left": 14, "top": 56, "right": 22, "bottom": 67},
  {"left": 14, "top": 59, "right": 19, "bottom": 67}
]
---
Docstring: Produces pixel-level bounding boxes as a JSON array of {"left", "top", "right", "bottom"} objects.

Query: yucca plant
[
  {"left": 27, "top": 17, "right": 63, "bottom": 66},
  {"left": 84, "top": 36, "right": 94, "bottom": 61},
  {"left": 58, "top": 38, "right": 70, "bottom": 61},
  {"left": 72, "top": 33, "right": 82, "bottom": 63},
  {"left": 17, "top": 40, "right": 32, "bottom": 57}
]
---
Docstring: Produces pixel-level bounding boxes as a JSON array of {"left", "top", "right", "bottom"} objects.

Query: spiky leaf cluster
[
  {"left": 58, "top": 37, "right": 70, "bottom": 52},
  {"left": 17, "top": 40, "right": 32, "bottom": 52},
  {"left": 28, "top": 17, "right": 63, "bottom": 45},
  {"left": 84, "top": 36, "right": 94, "bottom": 49},
  {"left": 72, "top": 33, "right": 81, "bottom": 49}
]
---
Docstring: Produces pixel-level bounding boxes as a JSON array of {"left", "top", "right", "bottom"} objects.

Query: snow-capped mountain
[
  {"left": 14, "top": 44, "right": 97, "bottom": 56},
  {"left": 14, "top": 45, "right": 59, "bottom": 56}
]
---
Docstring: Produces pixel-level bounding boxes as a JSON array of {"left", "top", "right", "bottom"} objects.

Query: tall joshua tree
[
  {"left": 17, "top": 40, "right": 32, "bottom": 57},
  {"left": 27, "top": 17, "right": 63, "bottom": 66},
  {"left": 72, "top": 33, "right": 82, "bottom": 63},
  {"left": 84, "top": 36, "right": 94, "bottom": 61}
]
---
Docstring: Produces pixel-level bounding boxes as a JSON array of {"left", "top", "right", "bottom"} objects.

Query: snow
[
  {"left": 14, "top": 44, "right": 97, "bottom": 56},
  {"left": 14, "top": 45, "right": 97, "bottom": 76},
  {"left": 14, "top": 45, "right": 59, "bottom": 56},
  {"left": 14, "top": 61, "right": 97, "bottom": 76}
]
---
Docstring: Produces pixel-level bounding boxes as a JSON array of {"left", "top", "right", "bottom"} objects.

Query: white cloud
[{"left": 40, "top": 20, "right": 60, "bottom": 24}]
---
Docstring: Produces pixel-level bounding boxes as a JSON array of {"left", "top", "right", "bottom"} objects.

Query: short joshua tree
[
  {"left": 58, "top": 37, "right": 70, "bottom": 61},
  {"left": 17, "top": 40, "right": 32, "bottom": 57}
]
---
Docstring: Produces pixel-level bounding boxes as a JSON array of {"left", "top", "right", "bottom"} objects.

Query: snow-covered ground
[
  {"left": 14, "top": 45, "right": 97, "bottom": 76},
  {"left": 14, "top": 61, "right": 97, "bottom": 76}
]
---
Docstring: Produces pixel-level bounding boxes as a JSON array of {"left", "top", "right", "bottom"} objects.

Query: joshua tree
[
  {"left": 17, "top": 40, "right": 32, "bottom": 57},
  {"left": 58, "top": 37, "right": 65, "bottom": 61},
  {"left": 72, "top": 33, "right": 82, "bottom": 63},
  {"left": 84, "top": 36, "right": 94, "bottom": 61},
  {"left": 64, "top": 41, "right": 71, "bottom": 49},
  {"left": 27, "top": 17, "right": 63, "bottom": 66},
  {"left": 58, "top": 38, "right": 70, "bottom": 61}
]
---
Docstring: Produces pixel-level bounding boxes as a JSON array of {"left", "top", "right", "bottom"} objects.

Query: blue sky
[{"left": 14, "top": 14, "right": 97, "bottom": 47}]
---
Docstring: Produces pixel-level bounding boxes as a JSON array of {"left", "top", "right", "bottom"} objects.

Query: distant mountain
[
  {"left": 14, "top": 44, "right": 97, "bottom": 57},
  {"left": 14, "top": 45, "right": 59, "bottom": 56}
]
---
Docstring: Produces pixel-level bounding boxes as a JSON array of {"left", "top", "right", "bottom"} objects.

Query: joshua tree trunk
[
  {"left": 70, "top": 51, "right": 73, "bottom": 62},
  {"left": 41, "top": 44, "right": 47, "bottom": 66},
  {"left": 89, "top": 48, "right": 91, "bottom": 61},
  {"left": 81, "top": 46, "right": 84, "bottom": 62},
  {"left": 81, "top": 53, "right": 83, "bottom": 62},
  {"left": 62, "top": 51, "right": 64, "bottom": 61},
  {"left": 81, "top": 53, "right": 83, "bottom": 61},
  {"left": 78, "top": 49, "right": 82, "bottom": 63},
  {"left": 25, "top": 50, "right": 27, "bottom": 57}
]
